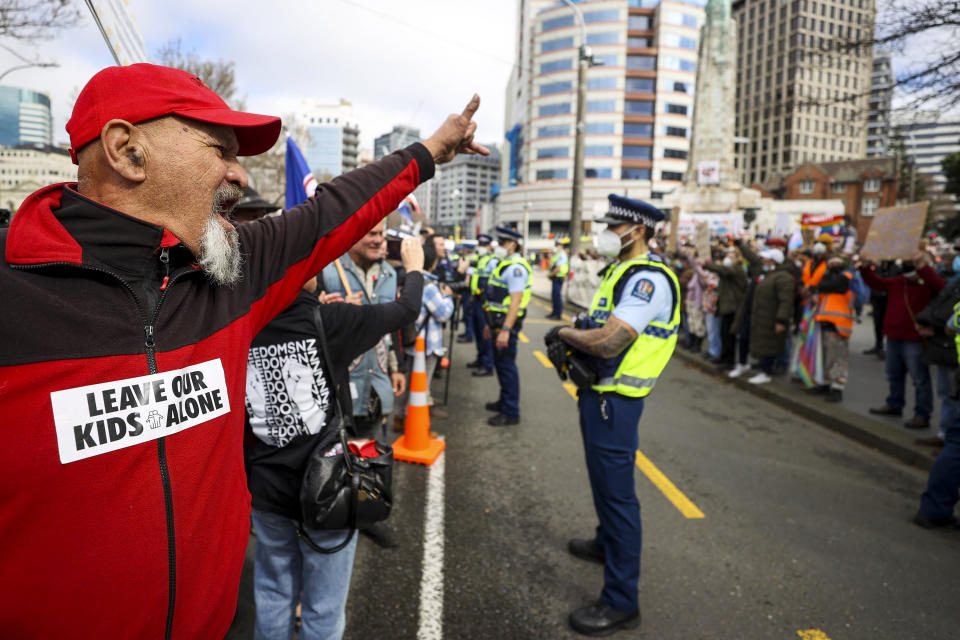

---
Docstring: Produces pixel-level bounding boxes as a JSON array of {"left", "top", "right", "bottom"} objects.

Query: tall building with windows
[
  {"left": 733, "top": 0, "right": 874, "bottom": 187},
  {"left": 867, "top": 51, "right": 893, "bottom": 157},
  {"left": 0, "top": 86, "right": 54, "bottom": 147},
  {"left": 500, "top": 0, "right": 707, "bottom": 242},
  {"left": 297, "top": 99, "right": 360, "bottom": 179},
  {"left": 431, "top": 146, "right": 502, "bottom": 236},
  {"left": 894, "top": 112, "right": 960, "bottom": 216},
  {"left": 374, "top": 125, "right": 421, "bottom": 160}
]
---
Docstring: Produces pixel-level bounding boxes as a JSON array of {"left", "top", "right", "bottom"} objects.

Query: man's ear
[{"left": 100, "top": 119, "right": 147, "bottom": 183}]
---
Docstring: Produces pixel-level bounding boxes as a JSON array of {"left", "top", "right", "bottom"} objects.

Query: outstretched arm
[{"left": 557, "top": 317, "right": 638, "bottom": 359}]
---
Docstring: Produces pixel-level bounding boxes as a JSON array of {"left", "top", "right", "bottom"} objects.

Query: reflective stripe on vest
[
  {"left": 587, "top": 256, "right": 681, "bottom": 397},
  {"left": 484, "top": 256, "right": 532, "bottom": 315},
  {"left": 550, "top": 251, "right": 569, "bottom": 278}
]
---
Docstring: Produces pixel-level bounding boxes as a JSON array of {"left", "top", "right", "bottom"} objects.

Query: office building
[
  {"left": 374, "top": 125, "right": 421, "bottom": 160},
  {"left": 894, "top": 112, "right": 960, "bottom": 216},
  {"left": 431, "top": 145, "right": 501, "bottom": 236},
  {"left": 867, "top": 51, "right": 893, "bottom": 157},
  {"left": 297, "top": 99, "right": 360, "bottom": 179},
  {"left": 733, "top": 0, "right": 875, "bottom": 186},
  {"left": 0, "top": 86, "right": 54, "bottom": 147},
  {"left": 500, "top": 0, "right": 707, "bottom": 242},
  {"left": 0, "top": 143, "right": 75, "bottom": 214}
]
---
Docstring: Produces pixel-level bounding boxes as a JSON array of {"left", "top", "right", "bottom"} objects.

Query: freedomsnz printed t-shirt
[
  {"left": 246, "top": 336, "right": 332, "bottom": 447},
  {"left": 243, "top": 289, "right": 340, "bottom": 520}
]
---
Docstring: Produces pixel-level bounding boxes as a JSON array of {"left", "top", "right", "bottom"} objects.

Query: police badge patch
[{"left": 632, "top": 279, "right": 655, "bottom": 302}]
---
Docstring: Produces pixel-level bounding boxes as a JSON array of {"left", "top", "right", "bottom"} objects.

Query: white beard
[
  {"left": 197, "top": 185, "right": 243, "bottom": 285},
  {"left": 198, "top": 216, "right": 241, "bottom": 285}
]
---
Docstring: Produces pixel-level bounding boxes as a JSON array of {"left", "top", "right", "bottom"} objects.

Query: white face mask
[
  {"left": 812, "top": 242, "right": 827, "bottom": 255},
  {"left": 477, "top": 246, "right": 489, "bottom": 256},
  {"left": 493, "top": 246, "right": 508, "bottom": 259},
  {"left": 722, "top": 257, "right": 734, "bottom": 268},
  {"left": 596, "top": 225, "right": 637, "bottom": 258}
]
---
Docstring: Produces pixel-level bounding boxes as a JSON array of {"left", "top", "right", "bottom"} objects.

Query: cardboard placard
[
  {"left": 861, "top": 202, "right": 928, "bottom": 260},
  {"left": 695, "top": 221, "right": 711, "bottom": 260}
]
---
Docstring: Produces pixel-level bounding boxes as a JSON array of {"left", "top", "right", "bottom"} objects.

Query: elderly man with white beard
[{"left": 0, "top": 63, "right": 486, "bottom": 639}]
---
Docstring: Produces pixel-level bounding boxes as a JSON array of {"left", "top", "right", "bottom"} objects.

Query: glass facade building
[{"left": 0, "top": 87, "right": 53, "bottom": 147}]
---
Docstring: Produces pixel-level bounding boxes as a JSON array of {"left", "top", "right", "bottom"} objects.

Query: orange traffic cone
[{"left": 393, "top": 333, "right": 446, "bottom": 465}]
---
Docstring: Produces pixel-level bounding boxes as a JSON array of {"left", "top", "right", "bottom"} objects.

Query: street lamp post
[{"left": 560, "top": 0, "right": 597, "bottom": 258}]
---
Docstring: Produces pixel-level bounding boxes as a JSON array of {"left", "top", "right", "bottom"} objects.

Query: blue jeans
[
  {"left": 885, "top": 339, "right": 933, "bottom": 418},
  {"left": 251, "top": 509, "right": 357, "bottom": 640},
  {"left": 919, "top": 366, "right": 960, "bottom": 520},
  {"left": 705, "top": 312, "right": 721, "bottom": 358},
  {"left": 578, "top": 389, "right": 644, "bottom": 613},
  {"left": 493, "top": 328, "right": 520, "bottom": 418},
  {"left": 551, "top": 277, "right": 564, "bottom": 317}
]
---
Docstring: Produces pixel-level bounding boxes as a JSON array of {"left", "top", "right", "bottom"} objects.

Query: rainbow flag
[{"left": 791, "top": 302, "right": 824, "bottom": 387}]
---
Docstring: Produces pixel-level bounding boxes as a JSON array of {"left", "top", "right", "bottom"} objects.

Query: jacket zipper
[{"left": 15, "top": 252, "right": 187, "bottom": 640}]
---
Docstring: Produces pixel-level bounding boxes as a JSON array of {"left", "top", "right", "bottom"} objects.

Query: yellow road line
[
  {"left": 797, "top": 631, "right": 831, "bottom": 640},
  {"left": 562, "top": 313, "right": 573, "bottom": 321},
  {"left": 562, "top": 382, "right": 578, "bottom": 399},
  {"left": 518, "top": 332, "right": 530, "bottom": 343},
  {"left": 533, "top": 299, "right": 546, "bottom": 308},
  {"left": 522, "top": 318, "right": 567, "bottom": 325},
  {"left": 532, "top": 350, "right": 553, "bottom": 369},
  {"left": 635, "top": 450, "right": 705, "bottom": 519}
]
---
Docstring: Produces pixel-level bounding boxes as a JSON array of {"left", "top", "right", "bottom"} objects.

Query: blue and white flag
[
  {"left": 285, "top": 135, "right": 317, "bottom": 209},
  {"left": 397, "top": 193, "right": 420, "bottom": 223}
]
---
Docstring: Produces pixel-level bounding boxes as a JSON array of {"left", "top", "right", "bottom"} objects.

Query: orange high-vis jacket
[
  {"left": 815, "top": 272, "right": 855, "bottom": 338},
  {"left": 802, "top": 258, "right": 827, "bottom": 287}
]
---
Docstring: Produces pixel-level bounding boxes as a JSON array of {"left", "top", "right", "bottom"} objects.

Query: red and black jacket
[{"left": 0, "top": 144, "right": 432, "bottom": 639}]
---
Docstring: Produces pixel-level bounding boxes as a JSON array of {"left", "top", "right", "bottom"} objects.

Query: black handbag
[{"left": 298, "top": 306, "right": 394, "bottom": 554}]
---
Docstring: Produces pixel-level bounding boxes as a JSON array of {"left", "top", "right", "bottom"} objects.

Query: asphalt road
[{"left": 231, "top": 299, "right": 960, "bottom": 640}]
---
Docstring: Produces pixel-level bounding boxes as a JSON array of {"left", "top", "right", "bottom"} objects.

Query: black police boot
[
  {"left": 568, "top": 538, "right": 605, "bottom": 564},
  {"left": 569, "top": 600, "right": 640, "bottom": 636},
  {"left": 457, "top": 335, "right": 473, "bottom": 343},
  {"left": 466, "top": 360, "right": 482, "bottom": 369},
  {"left": 472, "top": 368, "right": 494, "bottom": 377},
  {"left": 487, "top": 413, "right": 519, "bottom": 426},
  {"left": 484, "top": 401, "right": 501, "bottom": 412}
]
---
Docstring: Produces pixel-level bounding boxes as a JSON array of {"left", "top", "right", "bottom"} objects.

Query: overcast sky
[
  {"left": 0, "top": 0, "right": 947, "bottom": 150},
  {"left": 3, "top": 0, "right": 519, "bottom": 149}
]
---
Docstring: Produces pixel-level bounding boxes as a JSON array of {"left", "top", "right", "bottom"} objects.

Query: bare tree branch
[{"left": 0, "top": 0, "right": 81, "bottom": 41}]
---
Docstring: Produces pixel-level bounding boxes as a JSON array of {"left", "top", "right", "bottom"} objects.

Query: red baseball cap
[{"left": 66, "top": 63, "right": 281, "bottom": 164}]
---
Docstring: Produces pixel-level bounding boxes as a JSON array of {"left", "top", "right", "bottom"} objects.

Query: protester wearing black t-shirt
[{"left": 244, "top": 238, "right": 423, "bottom": 640}]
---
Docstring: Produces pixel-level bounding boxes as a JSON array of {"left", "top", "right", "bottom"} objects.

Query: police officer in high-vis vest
[
  {"left": 482, "top": 227, "right": 532, "bottom": 426},
  {"left": 547, "top": 239, "right": 570, "bottom": 319},
  {"left": 466, "top": 233, "right": 497, "bottom": 377},
  {"left": 553, "top": 195, "right": 679, "bottom": 636}
]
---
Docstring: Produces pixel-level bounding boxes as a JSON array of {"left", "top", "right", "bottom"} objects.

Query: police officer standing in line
[
  {"left": 548, "top": 195, "right": 680, "bottom": 636},
  {"left": 456, "top": 240, "right": 477, "bottom": 343},
  {"left": 483, "top": 227, "right": 532, "bottom": 426},
  {"left": 547, "top": 238, "right": 570, "bottom": 319},
  {"left": 466, "top": 233, "right": 498, "bottom": 377}
]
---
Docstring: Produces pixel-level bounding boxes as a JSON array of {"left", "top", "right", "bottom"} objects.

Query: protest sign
[{"left": 861, "top": 202, "right": 928, "bottom": 260}]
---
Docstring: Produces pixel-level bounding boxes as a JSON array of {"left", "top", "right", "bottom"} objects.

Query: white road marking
[{"left": 417, "top": 448, "right": 446, "bottom": 640}]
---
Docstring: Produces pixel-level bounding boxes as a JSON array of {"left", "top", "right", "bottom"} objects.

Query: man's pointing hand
[{"left": 423, "top": 94, "right": 490, "bottom": 164}]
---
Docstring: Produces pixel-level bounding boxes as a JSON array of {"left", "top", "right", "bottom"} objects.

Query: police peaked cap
[
  {"left": 596, "top": 194, "right": 665, "bottom": 228},
  {"left": 495, "top": 226, "right": 523, "bottom": 243},
  {"left": 477, "top": 233, "right": 493, "bottom": 245}
]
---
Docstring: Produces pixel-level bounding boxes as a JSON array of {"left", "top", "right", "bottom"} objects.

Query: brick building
[{"left": 752, "top": 157, "right": 898, "bottom": 241}]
